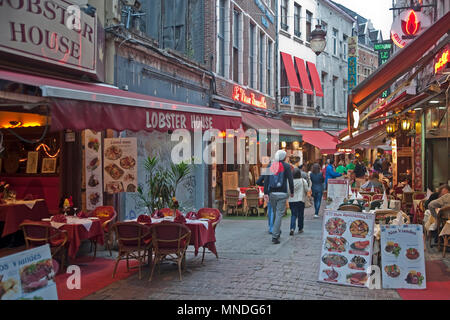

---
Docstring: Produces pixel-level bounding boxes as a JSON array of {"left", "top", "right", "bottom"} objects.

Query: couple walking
[{"left": 261, "top": 150, "right": 311, "bottom": 244}]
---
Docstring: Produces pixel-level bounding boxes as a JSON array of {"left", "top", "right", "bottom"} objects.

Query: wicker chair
[
  {"left": 245, "top": 188, "right": 260, "bottom": 216},
  {"left": 437, "top": 206, "right": 450, "bottom": 257},
  {"left": 148, "top": 222, "right": 191, "bottom": 281},
  {"left": 90, "top": 206, "right": 117, "bottom": 257},
  {"left": 225, "top": 189, "right": 241, "bottom": 216},
  {"left": 20, "top": 221, "right": 68, "bottom": 272},
  {"left": 338, "top": 204, "right": 362, "bottom": 212},
  {"left": 112, "top": 222, "right": 152, "bottom": 280},
  {"left": 196, "top": 208, "right": 221, "bottom": 263},
  {"left": 372, "top": 194, "right": 384, "bottom": 201},
  {"left": 375, "top": 209, "right": 399, "bottom": 224}
]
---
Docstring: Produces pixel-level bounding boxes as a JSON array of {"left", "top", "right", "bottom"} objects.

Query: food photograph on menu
[
  {"left": 84, "top": 130, "right": 103, "bottom": 210},
  {"left": 103, "top": 138, "right": 138, "bottom": 194}
]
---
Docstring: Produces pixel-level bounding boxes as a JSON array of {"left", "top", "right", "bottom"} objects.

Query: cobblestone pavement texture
[{"left": 85, "top": 205, "right": 409, "bottom": 300}]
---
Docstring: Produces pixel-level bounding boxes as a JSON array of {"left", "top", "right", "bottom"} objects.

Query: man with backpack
[{"left": 264, "top": 150, "right": 294, "bottom": 244}]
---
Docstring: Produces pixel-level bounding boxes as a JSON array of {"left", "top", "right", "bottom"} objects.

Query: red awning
[
  {"left": 369, "top": 92, "right": 428, "bottom": 120},
  {"left": 336, "top": 123, "right": 387, "bottom": 149},
  {"left": 294, "top": 57, "right": 314, "bottom": 95},
  {"left": 351, "top": 11, "right": 450, "bottom": 113},
  {"left": 298, "top": 130, "right": 339, "bottom": 154},
  {"left": 368, "top": 91, "right": 409, "bottom": 119},
  {"left": 306, "top": 62, "right": 324, "bottom": 97},
  {"left": 0, "top": 68, "right": 242, "bottom": 132},
  {"left": 281, "top": 52, "right": 301, "bottom": 92}
]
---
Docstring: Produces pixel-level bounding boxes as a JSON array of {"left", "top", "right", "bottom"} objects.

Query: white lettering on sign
[
  {"left": 190, "top": 115, "right": 213, "bottom": 130},
  {"left": 146, "top": 111, "right": 187, "bottom": 130}
]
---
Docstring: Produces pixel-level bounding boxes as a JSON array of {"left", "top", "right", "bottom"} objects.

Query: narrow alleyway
[{"left": 86, "top": 207, "right": 402, "bottom": 300}]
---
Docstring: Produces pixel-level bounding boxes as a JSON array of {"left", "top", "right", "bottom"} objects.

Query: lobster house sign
[{"left": 0, "top": 0, "right": 105, "bottom": 81}]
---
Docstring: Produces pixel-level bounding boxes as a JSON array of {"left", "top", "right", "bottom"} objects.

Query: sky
[{"left": 332, "top": 0, "right": 394, "bottom": 40}]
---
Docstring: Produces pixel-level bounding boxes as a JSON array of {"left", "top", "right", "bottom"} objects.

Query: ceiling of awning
[
  {"left": 350, "top": 11, "right": 450, "bottom": 113},
  {"left": 337, "top": 123, "right": 388, "bottom": 149}
]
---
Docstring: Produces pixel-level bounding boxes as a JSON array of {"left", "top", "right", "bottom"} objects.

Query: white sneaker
[{"left": 314, "top": 215, "right": 319, "bottom": 219}]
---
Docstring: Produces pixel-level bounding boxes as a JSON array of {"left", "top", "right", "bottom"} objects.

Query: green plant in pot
[{"left": 135, "top": 156, "right": 192, "bottom": 214}]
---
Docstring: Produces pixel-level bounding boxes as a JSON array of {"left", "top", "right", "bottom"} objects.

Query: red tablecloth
[
  {"left": 0, "top": 200, "right": 50, "bottom": 237},
  {"left": 44, "top": 220, "right": 104, "bottom": 259}
]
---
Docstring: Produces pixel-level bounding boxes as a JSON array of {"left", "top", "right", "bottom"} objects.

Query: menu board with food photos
[
  {"left": 104, "top": 138, "right": 137, "bottom": 194},
  {"left": 0, "top": 245, "right": 58, "bottom": 300},
  {"left": 380, "top": 225, "right": 426, "bottom": 289},
  {"left": 318, "top": 209, "right": 375, "bottom": 288},
  {"left": 85, "top": 130, "right": 103, "bottom": 210}
]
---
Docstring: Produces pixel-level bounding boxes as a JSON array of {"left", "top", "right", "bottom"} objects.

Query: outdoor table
[
  {"left": 42, "top": 216, "right": 104, "bottom": 259},
  {"left": 132, "top": 217, "right": 218, "bottom": 257},
  {"left": 0, "top": 199, "right": 50, "bottom": 237}
]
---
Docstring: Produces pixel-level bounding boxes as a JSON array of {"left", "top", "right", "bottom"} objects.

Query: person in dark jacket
[
  {"left": 310, "top": 163, "right": 325, "bottom": 218},
  {"left": 354, "top": 160, "right": 366, "bottom": 178},
  {"left": 264, "top": 150, "right": 294, "bottom": 244}
]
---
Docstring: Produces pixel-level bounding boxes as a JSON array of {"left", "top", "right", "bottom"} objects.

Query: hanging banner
[
  {"left": 84, "top": 130, "right": 103, "bottom": 210},
  {"left": 326, "top": 179, "right": 349, "bottom": 210},
  {"left": 0, "top": 245, "right": 58, "bottom": 300},
  {"left": 318, "top": 210, "right": 375, "bottom": 287},
  {"left": 380, "top": 224, "right": 426, "bottom": 289},
  {"left": 104, "top": 138, "right": 138, "bottom": 194}
]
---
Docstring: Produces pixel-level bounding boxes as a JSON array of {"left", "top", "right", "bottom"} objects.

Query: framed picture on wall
[
  {"left": 26, "top": 151, "right": 39, "bottom": 174},
  {"left": 41, "top": 158, "right": 57, "bottom": 174}
]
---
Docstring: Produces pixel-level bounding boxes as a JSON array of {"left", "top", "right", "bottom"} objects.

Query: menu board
[
  {"left": 0, "top": 245, "right": 58, "bottom": 300},
  {"left": 104, "top": 138, "right": 138, "bottom": 194},
  {"left": 326, "top": 179, "right": 349, "bottom": 210},
  {"left": 318, "top": 209, "right": 375, "bottom": 288},
  {"left": 380, "top": 225, "right": 426, "bottom": 289},
  {"left": 84, "top": 130, "right": 103, "bottom": 210}
]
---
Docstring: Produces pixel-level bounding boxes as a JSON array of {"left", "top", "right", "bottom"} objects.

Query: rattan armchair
[
  {"left": 148, "top": 222, "right": 191, "bottom": 282},
  {"left": 112, "top": 222, "right": 152, "bottom": 280},
  {"left": 196, "top": 208, "right": 221, "bottom": 263},
  {"left": 20, "top": 221, "right": 68, "bottom": 272},
  {"left": 245, "top": 188, "right": 260, "bottom": 216},
  {"left": 338, "top": 204, "right": 362, "bottom": 212},
  {"left": 90, "top": 206, "right": 118, "bottom": 257},
  {"left": 225, "top": 189, "right": 241, "bottom": 216}
]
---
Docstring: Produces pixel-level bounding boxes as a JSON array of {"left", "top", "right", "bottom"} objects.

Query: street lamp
[
  {"left": 400, "top": 117, "right": 413, "bottom": 132},
  {"left": 310, "top": 24, "right": 327, "bottom": 56}
]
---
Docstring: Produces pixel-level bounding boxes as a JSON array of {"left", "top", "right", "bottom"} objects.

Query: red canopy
[
  {"left": 306, "top": 62, "right": 324, "bottom": 97},
  {"left": 0, "top": 68, "right": 242, "bottom": 132},
  {"left": 294, "top": 57, "right": 314, "bottom": 95},
  {"left": 281, "top": 52, "right": 301, "bottom": 92},
  {"left": 297, "top": 130, "right": 339, "bottom": 154}
]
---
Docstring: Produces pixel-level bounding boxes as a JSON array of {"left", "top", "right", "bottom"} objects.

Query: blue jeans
[
  {"left": 312, "top": 190, "right": 323, "bottom": 216},
  {"left": 289, "top": 201, "right": 305, "bottom": 231},
  {"left": 267, "top": 202, "right": 274, "bottom": 233}
]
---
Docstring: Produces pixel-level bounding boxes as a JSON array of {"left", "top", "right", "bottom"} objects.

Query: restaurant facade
[
  {"left": 0, "top": 0, "right": 243, "bottom": 223},
  {"left": 337, "top": 6, "right": 450, "bottom": 191}
]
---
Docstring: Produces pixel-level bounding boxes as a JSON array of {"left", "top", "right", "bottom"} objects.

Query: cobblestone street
[{"left": 86, "top": 206, "right": 402, "bottom": 300}]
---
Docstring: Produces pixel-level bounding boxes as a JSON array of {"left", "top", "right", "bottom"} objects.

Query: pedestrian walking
[
  {"left": 325, "top": 158, "right": 342, "bottom": 187},
  {"left": 289, "top": 168, "right": 310, "bottom": 235},
  {"left": 310, "top": 163, "right": 325, "bottom": 218},
  {"left": 264, "top": 150, "right": 294, "bottom": 244}
]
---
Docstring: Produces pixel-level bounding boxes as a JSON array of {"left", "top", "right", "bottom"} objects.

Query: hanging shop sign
[
  {"left": 374, "top": 41, "right": 392, "bottom": 98},
  {"left": 380, "top": 225, "right": 426, "bottom": 289},
  {"left": 318, "top": 210, "right": 376, "bottom": 288},
  {"left": 104, "top": 138, "right": 138, "bottom": 194},
  {"left": 348, "top": 57, "right": 357, "bottom": 91},
  {"left": 84, "top": 130, "right": 103, "bottom": 210},
  {"left": 390, "top": 10, "right": 431, "bottom": 49},
  {"left": 232, "top": 85, "right": 267, "bottom": 109},
  {"left": 0, "top": 0, "right": 105, "bottom": 81},
  {"left": 0, "top": 245, "right": 58, "bottom": 300},
  {"left": 434, "top": 44, "right": 449, "bottom": 75}
]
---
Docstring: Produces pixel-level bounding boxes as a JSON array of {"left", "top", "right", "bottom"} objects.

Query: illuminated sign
[
  {"left": 348, "top": 57, "right": 357, "bottom": 91},
  {"left": 434, "top": 45, "right": 449, "bottom": 74},
  {"left": 374, "top": 41, "right": 392, "bottom": 98},
  {"left": 390, "top": 10, "right": 431, "bottom": 49},
  {"left": 232, "top": 85, "right": 267, "bottom": 109}
]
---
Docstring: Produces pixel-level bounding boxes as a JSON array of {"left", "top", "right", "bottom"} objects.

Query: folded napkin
[
  {"left": 174, "top": 214, "right": 186, "bottom": 224},
  {"left": 137, "top": 214, "right": 152, "bottom": 224},
  {"left": 51, "top": 214, "right": 67, "bottom": 223},
  {"left": 185, "top": 211, "right": 197, "bottom": 219},
  {"left": 402, "top": 184, "right": 413, "bottom": 192},
  {"left": 425, "top": 188, "right": 432, "bottom": 200},
  {"left": 381, "top": 192, "right": 388, "bottom": 210},
  {"left": 155, "top": 210, "right": 164, "bottom": 218}
]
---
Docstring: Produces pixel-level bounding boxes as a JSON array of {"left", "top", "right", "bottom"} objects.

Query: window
[
  {"left": 217, "top": 0, "right": 226, "bottom": 76},
  {"left": 249, "top": 23, "right": 256, "bottom": 89},
  {"left": 294, "top": 3, "right": 301, "bottom": 37},
  {"left": 281, "top": 0, "right": 288, "bottom": 31},
  {"left": 321, "top": 72, "right": 327, "bottom": 110},
  {"left": 332, "top": 28, "right": 338, "bottom": 56},
  {"left": 306, "top": 11, "right": 312, "bottom": 42},
  {"left": 332, "top": 76, "right": 338, "bottom": 112},
  {"left": 343, "top": 34, "right": 348, "bottom": 60},
  {"left": 259, "top": 32, "right": 264, "bottom": 92},
  {"left": 280, "top": 54, "right": 289, "bottom": 102},
  {"left": 233, "top": 10, "right": 240, "bottom": 83},
  {"left": 267, "top": 40, "right": 273, "bottom": 96}
]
